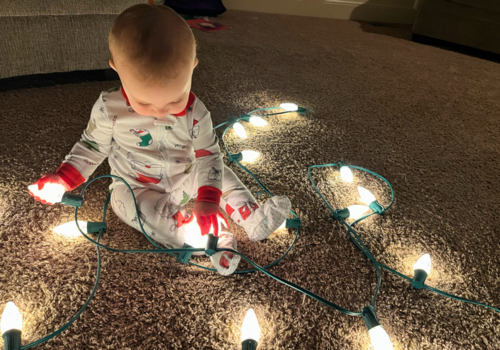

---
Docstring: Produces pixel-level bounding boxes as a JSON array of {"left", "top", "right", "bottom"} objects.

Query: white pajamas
[{"left": 61, "top": 86, "right": 271, "bottom": 250}]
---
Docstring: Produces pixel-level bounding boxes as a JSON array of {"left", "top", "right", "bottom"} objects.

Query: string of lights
[{"left": 2, "top": 103, "right": 499, "bottom": 350}]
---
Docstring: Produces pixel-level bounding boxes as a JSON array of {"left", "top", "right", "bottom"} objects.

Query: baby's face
[{"left": 110, "top": 58, "right": 198, "bottom": 118}]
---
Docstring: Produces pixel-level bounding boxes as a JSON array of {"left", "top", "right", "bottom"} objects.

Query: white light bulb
[
  {"left": 28, "top": 183, "right": 66, "bottom": 204},
  {"left": 280, "top": 103, "right": 299, "bottom": 112},
  {"left": 233, "top": 122, "right": 247, "bottom": 139},
  {"left": 413, "top": 254, "right": 431, "bottom": 275},
  {"left": 369, "top": 326, "right": 393, "bottom": 350},
  {"left": 1, "top": 302, "right": 22, "bottom": 335},
  {"left": 184, "top": 216, "right": 208, "bottom": 248},
  {"left": 53, "top": 221, "right": 87, "bottom": 238},
  {"left": 358, "top": 186, "right": 377, "bottom": 205},
  {"left": 249, "top": 116, "right": 268, "bottom": 127},
  {"left": 241, "top": 308, "right": 260, "bottom": 343},
  {"left": 241, "top": 150, "right": 260, "bottom": 163},
  {"left": 340, "top": 166, "right": 353, "bottom": 183},
  {"left": 278, "top": 220, "right": 287, "bottom": 229},
  {"left": 347, "top": 205, "right": 369, "bottom": 219}
]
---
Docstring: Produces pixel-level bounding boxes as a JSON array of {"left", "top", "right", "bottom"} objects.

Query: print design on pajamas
[
  {"left": 194, "top": 149, "right": 213, "bottom": 158},
  {"left": 170, "top": 211, "right": 186, "bottom": 232},
  {"left": 125, "top": 185, "right": 139, "bottom": 193},
  {"left": 130, "top": 129, "right": 153, "bottom": 147},
  {"left": 115, "top": 200, "right": 127, "bottom": 218},
  {"left": 128, "top": 152, "right": 163, "bottom": 184},
  {"left": 88, "top": 118, "right": 97, "bottom": 136},
  {"left": 154, "top": 194, "right": 178, "bottom": 219},
  {"left": 132, "top": 211, "right": 146, "bottom": 229},
  {"left": 221, "top": 188, "right": 246, "bottom": 219},
  {"left": 190, "top": 120, "right": 200, "bottom": 139},
  {"left": 179, "top": 191, "right": 190, "bottom": 206},
  {"left": 184, "top": 162, "right": 194, "bottom": 174},
  {"left": 208, "top": 167, "right": 222, "bottom": 181},
  {"left": 83, "top": 140, "right": 99, "bottom": 152},
  {"left": 112, "top": 142, "right": 121, "bottom": 159},
  {"left": 237, "top": 200, "right": 260, "bottom": 221}
]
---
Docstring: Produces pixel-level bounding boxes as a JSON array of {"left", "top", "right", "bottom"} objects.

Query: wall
[{"left": 223, "top": 0, "right": 417, "bottom": 24}]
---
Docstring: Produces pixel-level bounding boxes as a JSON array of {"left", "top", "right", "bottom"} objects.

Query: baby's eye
[{"left": 139, "top": 103, "right": 149, "bottom": 106}]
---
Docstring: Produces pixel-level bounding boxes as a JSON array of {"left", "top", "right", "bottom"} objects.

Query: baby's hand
[
  {"left": 187, "top": 201, "right": 228, "bottom": 236},
  {"left": 28, "top": 172, "right": 70, "bottom": 205}
]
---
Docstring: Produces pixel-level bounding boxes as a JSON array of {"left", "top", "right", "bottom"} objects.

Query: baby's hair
[{"left": 109, "top": 4, "right": 197, "bottom": 84}]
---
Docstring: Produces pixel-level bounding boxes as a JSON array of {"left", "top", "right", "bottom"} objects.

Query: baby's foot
[
  {"left": 210, "top": 232, "right": 241, "bottom": 276},
  {"left": 241, "top": 195, "right": 291, "bottom": 242}
]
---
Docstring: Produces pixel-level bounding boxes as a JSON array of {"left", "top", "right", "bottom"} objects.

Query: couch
[
  {"left": 0, "top": 0, "right": 145, "bottom": 80},
  {"left": 412, "top": 0, "right": 500, "bottom": 55}
]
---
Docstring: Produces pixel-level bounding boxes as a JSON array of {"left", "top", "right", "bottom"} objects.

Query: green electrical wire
[
  {"left": 23, "top": 106, "right": 499, "bottom": 349},
  {"left": 307, "top": 162, "right": 500, "bottom": 315},
  {"left": 20, "top": 231, "right": 104, "bottom": 349}
]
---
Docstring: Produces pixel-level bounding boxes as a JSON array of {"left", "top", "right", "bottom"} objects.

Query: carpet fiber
[{"left": 1, "top": 10, "right": 499, "bottom": 350}]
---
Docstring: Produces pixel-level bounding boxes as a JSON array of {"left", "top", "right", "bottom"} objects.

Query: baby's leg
[
  {"left": 110, "top": 185, "right": 189, "bottom": 249},
  {"left": 220, "top": 166, "right": 291, "bottom": 241}
]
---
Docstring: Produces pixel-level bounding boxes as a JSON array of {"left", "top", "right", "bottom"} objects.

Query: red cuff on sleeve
[
  {"left": 195, "top": 186, "right": 222, "bottom": 205},
  {"left": 56, "top": 163, "right": 86, "bottom": 191}
]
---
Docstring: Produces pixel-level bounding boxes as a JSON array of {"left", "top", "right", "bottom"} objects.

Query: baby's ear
[
  {"left": 193, "top": 57, "right": 199, "bottom": 69},
  {"left": 109, "top": 59, "right": 117, "bottom": 71}
]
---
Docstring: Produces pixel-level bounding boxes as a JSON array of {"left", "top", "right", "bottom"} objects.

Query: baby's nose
[{"left": 153, "top": 110, "right": 169, "bottom": 118}]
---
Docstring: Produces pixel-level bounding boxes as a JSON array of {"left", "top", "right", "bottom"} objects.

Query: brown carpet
[{"left": 1, "top": 10, "right": 500, "bottom": 350}]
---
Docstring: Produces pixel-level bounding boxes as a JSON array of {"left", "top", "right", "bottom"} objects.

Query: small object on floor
[
  {"left": 187, "top": 18, "right": 229, "bottom": 32},
  {"left": 210, "top": 232, "right": 240, "bottom": 276}
]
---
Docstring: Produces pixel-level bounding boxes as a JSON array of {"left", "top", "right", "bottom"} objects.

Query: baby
[{"left": 29, "top": 4, "right": 291, "bottom": 276}]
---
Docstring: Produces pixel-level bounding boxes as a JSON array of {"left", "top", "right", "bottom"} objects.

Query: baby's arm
[
  {"left": 59, "top": 93, "right": 114, "bottom": 184},
  {"left": 29, "top": 93, "right": 113, "bottom": 203},
  {"left": 190, "top": 108, "right": 225, "bottom": 235},
  {"left": 192, "top": 109, "right": 224, "bottom": 205}
]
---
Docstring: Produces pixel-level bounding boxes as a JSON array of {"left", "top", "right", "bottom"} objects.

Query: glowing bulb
[
  {"left": 1, "top": 302, "right": 22, "bottom": 334},
  {"left": 241, "top": 150, "right": 260, "bottom": 163},
  {"left": 358, "top": 186, "right": 377, "bottom": 205},
  {"left": 369, "top": 326, "right": 393, "bottom": 350},
  {"left": 347, "top": 205, "right": 369, "bottom": 219},
  {"left": 183, "top": 215, "right": 227, "bottom": 246},
  {"left": 278, "top": 220, "right": 286, "bottom": 229},
  {"left": 340, "top": 166, "right": 353, "bottom": 183},
  {"left": 414, "top": 254, "right": 431, "bottom": 275},
  {"left": 28, "top": 183, "right": 66, "bottom": 204},
  {"left": 233, "top": 122, "right": 247, "bottom": 138},
  {"left": 280, "top": 103, "right": 298, "bottom": 112},
  {"left": 249, "top": 115, "right": 268, "bottom": 127},
  {"left": 53, "top": 221, "right": 87, "bottom": 238},
  {"left": 241, "top": 308, "right": 260, "bottom": 343},
  {"left": 184, "top": 228, "right": 208, "bottom": 248},
  {"left": 184, "top": 216, "right": 208, "bottom": 247}
]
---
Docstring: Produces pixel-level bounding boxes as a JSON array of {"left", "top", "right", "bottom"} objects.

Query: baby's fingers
[
  {"left": 217, "top": 213, "right": 228, "bottom": 228},
  {"left": 211, "top": 215, "right": 219, "bottom": 237}
]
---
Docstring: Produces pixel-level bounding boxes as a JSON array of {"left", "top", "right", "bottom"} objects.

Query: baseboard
[
  {"left": 0, "top": 69, "right": 119, "bottom": 93},
  {"left": 412, "top": 34, "right": 500, "bottom": 63},
  {"left": 223, "top": 0, "right": 416, "bottom": 24}
]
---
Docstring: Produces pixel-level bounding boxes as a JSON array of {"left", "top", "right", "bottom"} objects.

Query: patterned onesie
[{"left": 57, "top": 86, "right": 274, "bottom": 252}]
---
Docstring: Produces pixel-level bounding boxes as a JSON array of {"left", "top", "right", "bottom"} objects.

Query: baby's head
[{"left": 108, "top": 4, "right": 197, "bottom": 118}]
